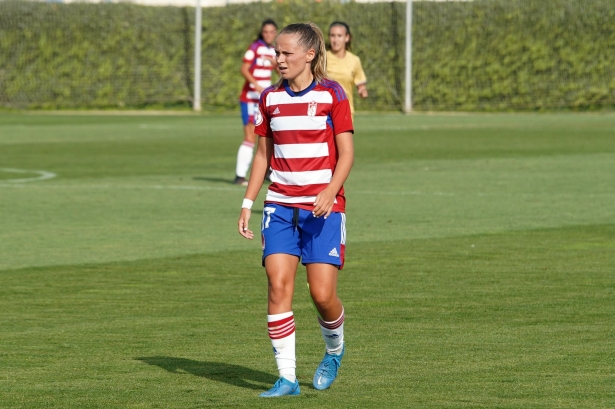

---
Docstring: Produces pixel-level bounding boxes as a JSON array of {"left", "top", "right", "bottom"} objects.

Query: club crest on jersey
[
  {"left": 307, "top": 101, "right": 317, "bottom": 117},
  {"left": 254, "top": 108, "right": 263, "bottom": 126}
]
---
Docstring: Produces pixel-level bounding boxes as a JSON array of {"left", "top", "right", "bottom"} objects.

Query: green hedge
[
  {"left": 413, "top": 0, "right": 615, "bottom": 110},
  {"left": 0, "top": 2, "right": 192, "bottom": 109},
  {"left": 0, "top": 0, "right": 614, "bottom": 111}
]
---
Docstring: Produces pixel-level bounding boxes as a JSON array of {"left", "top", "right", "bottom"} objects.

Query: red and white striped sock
[
  {"left": 267, "top": 311, "right": 296, "bottom": 382},
  {"left": 235, "top": 141, "right": 255, "bottom": 178},
  {"left": 318, "top": 308, "right": 344, "bottom": 355}
]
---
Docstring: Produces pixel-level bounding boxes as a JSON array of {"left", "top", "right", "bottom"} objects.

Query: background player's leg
[
  {"left": 264, "top": 254, "right": 299, "bottom": 385},
  {"left": 234, "top": 123, "right": 256, "bottom": 184}
]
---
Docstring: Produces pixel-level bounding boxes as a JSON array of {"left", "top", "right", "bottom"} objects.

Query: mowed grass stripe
[
  {"left": 2, "top": 154, "right": 615, "bottom": 270},
  {"left": 1, "top": 225, "right": 614, "bottom": 408}
]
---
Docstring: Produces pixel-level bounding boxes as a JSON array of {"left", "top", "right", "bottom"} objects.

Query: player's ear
[{"left": 306, "top": 48, "right": 315, "bottom": 63}]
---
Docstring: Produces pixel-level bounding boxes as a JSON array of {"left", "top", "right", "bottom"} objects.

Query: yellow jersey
[{"left": 326, "top": 50, "right": 367, "bottom": 114}]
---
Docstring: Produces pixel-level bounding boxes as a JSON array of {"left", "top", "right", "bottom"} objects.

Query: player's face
[
  {"left": 261, "top": 24, "right": 277, "bottom": 46},
  {"left": 329, "top": 26, "right": 349, "bottom": 53},
  {"left": 275, "top": 34, "right": 315, "bottom": 82}
]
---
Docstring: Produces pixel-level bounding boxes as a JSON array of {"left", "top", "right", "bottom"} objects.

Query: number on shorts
[{"left": 262, "top": 207, "right": 276, "bottom": 230}]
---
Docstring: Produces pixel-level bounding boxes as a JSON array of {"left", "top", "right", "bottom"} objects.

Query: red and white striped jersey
[
  {"left": 254, "top": 79, "right": 353, "bottom": 213},
  {"left": 239, "top": 40, "right": 276, "bottom": 103}
]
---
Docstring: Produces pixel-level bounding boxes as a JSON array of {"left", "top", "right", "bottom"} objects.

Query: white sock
[
  {"left": 267, "top": 311, "right": 296, "bottom": 382},
  {"left": 235, "top": 141, "right": 254, "bottom": 178},
  {"left": 318, "top": 308, "right": 344, "bottom": 355}
]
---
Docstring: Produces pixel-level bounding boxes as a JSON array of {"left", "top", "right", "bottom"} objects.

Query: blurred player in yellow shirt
[{"left": 326, "top": 21, "right": 367, "bottom": 115}]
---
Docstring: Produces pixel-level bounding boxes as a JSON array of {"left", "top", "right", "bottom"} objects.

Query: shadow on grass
[
  {"left": 136, "top": 356, "right": 277, "bottom": 390},
  {"left": 192, "top": 176, "right": 234, "bottom": 184}
]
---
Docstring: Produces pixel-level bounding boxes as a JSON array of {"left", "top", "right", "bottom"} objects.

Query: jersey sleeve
[
  {"left": 353, "top": 56, "right": 367, "bottom": 86},
  {"left": 254, "top": 90, "right": 273, "bottom": 138},
  {"left": 331, "top": 88, "right": 354, "bottom": 135},
  {"left": 243, "top": 43, "right": 257, "bottom": 64}
]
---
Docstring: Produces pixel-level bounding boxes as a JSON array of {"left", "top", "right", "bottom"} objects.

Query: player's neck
[
  {"left": 287, "top": 71, "right": 314, "bottom": 92},
  {"left": 331, "top": 48, "right": 346, "bottom": 59}
]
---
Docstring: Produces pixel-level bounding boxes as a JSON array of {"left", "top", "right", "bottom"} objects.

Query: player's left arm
[
  {"left": 313, "top": 131, "right": 354, "bottom": 218},
  {"left": 354, "top": 57, "right": 368, "bottom": 98},
  {"left": 357, "top": 83, "right": 368, "bottom": 98}
]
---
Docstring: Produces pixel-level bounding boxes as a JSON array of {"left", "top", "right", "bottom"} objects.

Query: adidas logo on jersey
[
  {"left": 272, "top": 107, "right": 280, "bottom": 115},
  {"left": 328, "top": 248, "right": 339, "bottom": 257}
]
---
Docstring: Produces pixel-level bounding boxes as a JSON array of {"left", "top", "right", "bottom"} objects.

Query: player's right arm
[
  {"left": 238, "top": 136, "right": 272, "bottom": 239},
  {"left": 238, "top": 95, "right": 273, "bottom": 239}
]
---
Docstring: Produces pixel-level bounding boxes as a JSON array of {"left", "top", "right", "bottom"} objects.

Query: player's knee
[
  {"left": 268, "top": 280, "right": 293, "bottom": 304},
  {"left": 309, "top": 289, "right": 336, "bottom": 311}
]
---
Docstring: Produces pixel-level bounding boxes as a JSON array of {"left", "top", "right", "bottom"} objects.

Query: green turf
[{"left": 1, "top": 112, "right": 614, "bottom": 408}]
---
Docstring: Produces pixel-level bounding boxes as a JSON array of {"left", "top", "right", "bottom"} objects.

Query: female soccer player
[
  {"left": 234, "top": 19, "right": 278, "bottom": 185},
  {"left": 326, "top": 21, "right": 368, "bottom": 115},
  {"left": 237, "top": 22, "right": 354, "bottom": 398}
]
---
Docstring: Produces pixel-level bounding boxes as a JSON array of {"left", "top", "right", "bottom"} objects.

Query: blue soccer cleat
[
  {"left": 259, "top": 377, "right": 301, "bottom": 397},
  {"left": 313, "top": 345, "right": 345, "bottom": 390}
]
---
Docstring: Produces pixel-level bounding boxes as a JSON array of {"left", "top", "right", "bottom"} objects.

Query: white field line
[
  {"left": 0, "top": 168, "right": 57, "bottom": 183},
  {"left": 0, "top": 183, "right": 244, "bottom": 192}
]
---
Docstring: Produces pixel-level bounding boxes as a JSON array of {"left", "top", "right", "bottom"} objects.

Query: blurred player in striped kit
[
  {"left": 326, "top": 21, "right": 368, "bottom": 116},
  {"left": 234, "top": 19, "right": 278, "bottom": 185},
  {"left": 238, "top": 22, "right": 354, "bottom": 397}
]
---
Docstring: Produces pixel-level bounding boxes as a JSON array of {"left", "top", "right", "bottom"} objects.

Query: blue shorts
[
  {"left": 240, "top": 101, "right": 259, "bottom": 126},
  {"left": 261, "top": 203, "right": 346, "bottom": 269}
]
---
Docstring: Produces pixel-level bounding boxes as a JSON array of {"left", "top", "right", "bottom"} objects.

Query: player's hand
[
  {"left": 238, "top": 208, "right": 254, "bottom": 239},
  {"left": 358, "top": 86, "right": 368, "bottom": 98},
  {"left": 255, "top": 84, "right": 265, "bottom": 94},
  {"left": 313, "top": 188, "right": 336, "bottom": 219}
]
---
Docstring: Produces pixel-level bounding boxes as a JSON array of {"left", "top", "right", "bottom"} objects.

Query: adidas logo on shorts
[{"left": 328, "top": 248, "right": 339, "bottom": 257}]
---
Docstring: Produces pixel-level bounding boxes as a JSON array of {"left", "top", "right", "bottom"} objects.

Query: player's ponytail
[
  {"left": 276, "top": 22, "right": 328, "bottom": 88},
  {"left": 309, "top": 23, "right": 328, "bottom": 83}
]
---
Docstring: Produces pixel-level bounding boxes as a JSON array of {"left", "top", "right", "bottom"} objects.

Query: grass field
[{"left": 1, "top": 112, "right": 614, "bottom": 408}]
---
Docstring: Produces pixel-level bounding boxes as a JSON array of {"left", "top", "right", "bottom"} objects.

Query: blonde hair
[{"left": 275, "top": 22, "right": 327, "bottom": 88}]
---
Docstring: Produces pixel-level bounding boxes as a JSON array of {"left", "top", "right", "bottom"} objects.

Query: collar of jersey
[{"left": 283, "top": 80, "right": 316, "bottom": 97}]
